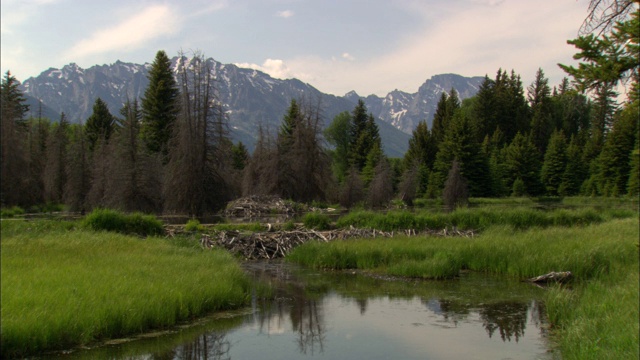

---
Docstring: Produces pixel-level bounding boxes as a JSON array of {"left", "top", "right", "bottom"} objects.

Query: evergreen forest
[{"left": 1, "top": 5, "right": 638, "bottom": 216}]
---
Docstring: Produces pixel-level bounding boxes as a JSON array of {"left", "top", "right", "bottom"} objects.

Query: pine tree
[
  {"left": 325, "top": 111, "right": 353, "bottom": 182},
  {"left": 595, "top": 101, "right": 638, "bottom": 195},
  {"left": 433, "top": 112, "right": 491, "bottom": 197},
  {"left": 0, "top": 71, "right": 30, "bottom": 206},
  {"left": 403, "top": 120, "right": 436, "bottom": 170},
  {"left": 349, "top": 100, "right": 380, "bottom": 171},
  {"left": 528, "top": 68, "right": 554, "bottom": 155},
  {"left": 141, "top": 50, "right": 180, "bottom": 161},
  {"left": 431, "top": 92, "right": 449, "bottom": 145},
  {"left": 231, "top": 142, "right": 249, "bottom": 170},
  {"left": 85, "top": 98, "right": 115, "bottom": 151},
  {"left": 505, "top": 132, "right": 542, "bottom": 196},
  {"left": 541, "top": 130, "right": 568, "bottom": 195},
  {"left": 559, "top": 135, "right": 588, "bottom": 196}
]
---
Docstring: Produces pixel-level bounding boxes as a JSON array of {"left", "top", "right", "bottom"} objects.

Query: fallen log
[{"left": 527, "top": 271, "right": 573, "bottom": 284}]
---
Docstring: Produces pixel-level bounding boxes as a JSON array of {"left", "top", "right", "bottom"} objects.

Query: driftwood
[
  {"left": 199, "top": 226, "right": 476, "bottom": 260},
  {"left": 527, "top": 271, "right": 573, "bottom": 284}
]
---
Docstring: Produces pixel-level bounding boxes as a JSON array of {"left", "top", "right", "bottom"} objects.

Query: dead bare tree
[
  {"left": 163, "top": 51, "right": 232, "bottom": 216},
  {"left": 277, "top": 96, "right": 331, "bottom": 202},
  {"left": 64, "top": 125, "right": 91, "bottom": 213},
  {"left": 339, "top": 166, "right": 364, "bottom": 208},
  {"left": 242, "top": 124, "right": 279, "bottom": 196},
  {"left": 367, "top": 157, "right": 394, "bottom": 208},
  {"left": 104, "top": 100, "right": 163, "bottom": 213},
  {"left": 580, "top": 0, "right": 637, "bottom": 36},
  {"left": 43, "top": 113, "right": 69, "bottom": 204},
  {"left": 443, "top": 159, "right": 468, "bottom": 212}
]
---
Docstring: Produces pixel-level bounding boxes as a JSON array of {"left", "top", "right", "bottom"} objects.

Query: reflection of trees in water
[
  {"left": 479, "top": 302, "right": 528, "bottom": 342},
  {"left": 355, "top": 297, "right": 368, "bottom": 315},
  {"left": 152, "top": 332, "right": 231, "bottom": 360},
  {"left": 290, "top": 297, "right": 326, "bottom": 355},
  {"left": 426, "top": 297, "right": 542, "bottom": 343}
]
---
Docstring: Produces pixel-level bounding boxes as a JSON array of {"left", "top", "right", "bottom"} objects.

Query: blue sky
[{"left": 1, "top": 0, "right": 589, "bottom": 96}]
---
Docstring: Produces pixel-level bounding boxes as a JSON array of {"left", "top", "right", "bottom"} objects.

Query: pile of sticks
[
  {"left": 224, "top": 195, "right": 301, "bottom": 218},
  {"left": 200, "top": 226, "right": 476, "bottom": 260}
]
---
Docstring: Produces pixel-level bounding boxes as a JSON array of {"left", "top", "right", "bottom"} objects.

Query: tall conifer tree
[{"left": 141, "top": 50, "right": 180, "bottom": 161}]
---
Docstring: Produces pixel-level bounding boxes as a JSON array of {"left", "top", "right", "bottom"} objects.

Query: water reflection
[{"left": 52, "top": 262, "right": 553, "bottom": 360}]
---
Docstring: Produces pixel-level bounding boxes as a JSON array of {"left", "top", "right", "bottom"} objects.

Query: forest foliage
[{"left": 1, "top": 5, "right": 638, "bottom": 214}]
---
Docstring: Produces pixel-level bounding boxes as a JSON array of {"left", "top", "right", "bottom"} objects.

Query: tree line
[{"left": 1, "top": 5, "right": 637, "bottom": 214}]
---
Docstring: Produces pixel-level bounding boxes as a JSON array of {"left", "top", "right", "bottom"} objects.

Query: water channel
[{"left": 48, "top": 261, "right": 556, "bottom": 360}]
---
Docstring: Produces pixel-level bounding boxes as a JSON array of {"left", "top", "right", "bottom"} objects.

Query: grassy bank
[
  {"left": 287, "top": 218, "right": 639, "bottom": 359},
  {"left": 0, "top": 220, "right": 250, "bottom": 358},
  {"left": 334, "top": 206, "right": 634, "bottom": 231}
]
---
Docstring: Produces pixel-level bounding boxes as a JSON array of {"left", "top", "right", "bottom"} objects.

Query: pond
[{"left": 47, "top": 261, "right": 556, "bottom": 360}]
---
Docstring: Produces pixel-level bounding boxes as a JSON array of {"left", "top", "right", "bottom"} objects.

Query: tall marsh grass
[
  {"left": 0, "top": 220, "right": 249, "bottom": 358},
  {"left": 81, "top": 208, "right": 165, "bottom": 237},
  {"left": 334, "top": 206, "right": 634, "bottom": 231}
]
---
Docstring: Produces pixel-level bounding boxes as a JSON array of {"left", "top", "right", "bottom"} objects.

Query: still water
[{"left": 50, "top": 262, "right": 556, "bottom": 360}]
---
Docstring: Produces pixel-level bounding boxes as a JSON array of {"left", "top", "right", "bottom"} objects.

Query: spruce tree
[
  {"left": 349, "top": 100, "right": 380, "bottom": 171},
  {"left": 325, "top": 111, "right": 353, "bottom": 182},
  {"left": 85, "top": 98, "right": 115, "bottom": 150},
  {"left": 431, "top": 92, "right": 449, "bottom": 145},
  {"left": 595, "top": 101, "right": 638, "bottom": 195},
  {"left": 403, "top": 120, "right": 436, "bottom": 170},
  {"left": 559, "top": 135, "right": 587, "bottom": 196},
  {"left": 433, "top": 112, "right": 491, "bottom": 197},
  {"left": 0, "top": 71, "right": 30, "bottom": 206},
  {"left": 141, "top": 50, "right": 180, "bottom": 161},
  {"left": 231, "top": 142, "right": 249, "bottom": 170},
  {"left": 505, "top": 132, "right": 542, "bottom": 195},
  {"left": 541, "top": 130, "right": 568, "bottom": 196},
  {"left": 528, "top": 68, "right": 554, "bottom": 155}
]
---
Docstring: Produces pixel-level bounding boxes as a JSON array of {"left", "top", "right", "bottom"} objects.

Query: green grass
[
  {"left": 302, "top": 212, "right": 331, "bottom": 230},
  {"left": 0, "top": 220, "right": 250, "bottom": 358},
  {"left": 0, "top": 205, "right": 25, "bottom": 218},
  {"left": 81, "top": 208, "right": 165, "bottom": 237},
  {"left": 334, "top": 206, "right": 634, "bottom": 231},
  {"left": 288, "top": 218, "right": 639, "bottom": 359}
]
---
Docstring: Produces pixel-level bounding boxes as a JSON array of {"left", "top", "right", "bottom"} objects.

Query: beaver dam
[{"left": 166, "top": 226, "right": 475, "bottom": 260}]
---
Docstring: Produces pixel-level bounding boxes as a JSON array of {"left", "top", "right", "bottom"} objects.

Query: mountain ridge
[{"left": 19, "top": 58, "right": 484, "bottom": 157}]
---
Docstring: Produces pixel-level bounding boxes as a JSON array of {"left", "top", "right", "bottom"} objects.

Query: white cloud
[
  {"left": 234, "top": 58, "right": 302, "bottom": 80},
  {"left": 273, "top": 0, "right": 587, "bottom": 96},
  {"left": 276, "top": 10, "right": 294, "bottom": 18},
  {"left": 342, "top": 53, "right": 355, "bottom": 61},
  {"left": 66, "top": 5, "right": 179, "bottom": 60}
]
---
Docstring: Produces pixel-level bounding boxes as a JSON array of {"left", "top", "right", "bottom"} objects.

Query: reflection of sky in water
[
  {"left": 224, "top": 293, "right": 551, "bottom": 360},
  {"left": 49, "top": 269, "right": 554, "bottom": 360}
]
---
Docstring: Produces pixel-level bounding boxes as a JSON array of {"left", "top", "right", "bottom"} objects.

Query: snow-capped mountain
[
  {"left": 345, "top": 74, "right": 485, "bottom": 134},
  {"left": 20, "top": 58, "right": 484, "bottom": 156}
]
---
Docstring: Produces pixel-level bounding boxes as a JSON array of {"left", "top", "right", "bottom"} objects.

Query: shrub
[
  {"left": 0, "top": 206, "right": 25, "bottom": 218},
  {"left": 303, "top": 212, "right": 331, "bottom": 230},
  {"left": 82, "top": 209, "right": 164, "bottom": 237},
  {"left": 185, "top": 218, "right": 203, "bottom": 232}
]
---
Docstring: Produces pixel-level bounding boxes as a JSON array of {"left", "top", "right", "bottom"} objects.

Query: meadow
[{"left": 0, "top": 219, "right": 250, "bottom": 358}]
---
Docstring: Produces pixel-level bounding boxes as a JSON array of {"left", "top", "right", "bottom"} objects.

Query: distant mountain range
[{"left": 19, "top": 58, "right": 484, "bottom": 157}]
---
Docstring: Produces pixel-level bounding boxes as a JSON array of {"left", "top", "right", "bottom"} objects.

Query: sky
[{"left": 1, "top": 0, "right": 590, "bottom": 97}]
